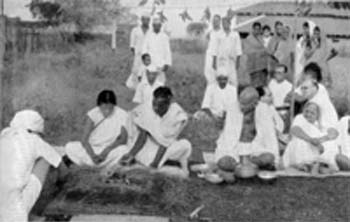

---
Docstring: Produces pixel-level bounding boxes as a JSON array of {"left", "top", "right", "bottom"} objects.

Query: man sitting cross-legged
[{"left": 120, "top": 87, "right": 192, "bottom": 177}]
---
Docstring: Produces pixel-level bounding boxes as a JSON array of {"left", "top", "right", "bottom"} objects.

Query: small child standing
[
  {"left": 132, "top": 64, "right": 164, "bottom": 105},
  {"left": 126, "top": 53, "right": 151, "bottom": 90}
]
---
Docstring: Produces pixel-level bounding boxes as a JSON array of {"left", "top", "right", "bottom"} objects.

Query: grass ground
[{"left": 5, "top": 38, "right": 349, "bottom": 221}]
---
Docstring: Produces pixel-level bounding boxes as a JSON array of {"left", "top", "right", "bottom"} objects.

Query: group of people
[{"left": 0, "top": 13, "right": 348, "bottom": 222}]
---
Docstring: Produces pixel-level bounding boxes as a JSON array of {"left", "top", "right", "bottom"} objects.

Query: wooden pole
[{"left": 0, "top": 14, "right": 6, "bottom": 128}]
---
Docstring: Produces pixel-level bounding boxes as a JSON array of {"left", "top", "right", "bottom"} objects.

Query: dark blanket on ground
[{"left": 41, "top": 168, "right": 350, "bottom": 222}]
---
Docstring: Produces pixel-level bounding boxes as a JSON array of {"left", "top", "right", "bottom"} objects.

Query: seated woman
[
  {"left": 336, "top": 115, "right": 350, "bottom": 171},
  {"left": 283, "top": 102, "right": 338, "bottom": 174},
  {"left": 0, "top": 110, "right": 62, "bottom": 222},
  {"left": 65, "top": 90, "right": 129, "bottom": 170}
]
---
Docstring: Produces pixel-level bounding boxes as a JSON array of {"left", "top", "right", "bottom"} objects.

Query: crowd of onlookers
[{"left": 0, "top": 12, "right": 349, "bottom": 222}]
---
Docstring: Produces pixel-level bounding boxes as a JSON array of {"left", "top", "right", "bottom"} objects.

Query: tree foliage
[{"left": 29, "top": 0, "right": 128, "bottom": 31}]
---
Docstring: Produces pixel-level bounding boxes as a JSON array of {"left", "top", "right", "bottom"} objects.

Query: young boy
[
  {"left": 268, "top": 64, "right": 292, "bottom": 129},
  {"left": 132, "top": 64, "right": 164, "bottom": 105},
  {"left": 126, "top": 53, "right": 151, "bottom": 90}
]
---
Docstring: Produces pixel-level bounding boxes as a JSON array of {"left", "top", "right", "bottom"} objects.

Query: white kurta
[
  {"left": 128, "top": 103, "right": 191, "bottom": 167},
  {"left": 214, "top": 31, "right": 242, "bottom": 86},
  {"left": 130, "top": 26, "right": 148, "bottom": 75},
  {"left": 65, "top": 106, "right": 129, "bottom": 169},
  {"left": 283, "top": 114, "right": 338, "bottom": 169},
  {"left": 204, "top": 29, "right": 221, "bottom": 84},
  {"left": 251, "top": 102, "right": 284, "bottom": 165},
  {"left": 142, "top": 31, "right": 172, "bottom": 84},
  {"left": 212, "top": 84, "right": 243, "bottom": 161},
  {"left": 268, "top": 79, "right": 293, "bottom": 108},
  {"left": 132, "top": 80, "right": 163, "bottom": 105},
  {"left": 0, "top": 129, "right": 61, "bottom": 222},
  {"left": 337, "top": 116, "right": 350, "bottom": 157},
  {"left": 309, "top": 88, "right": 338, "bottom": 130}
]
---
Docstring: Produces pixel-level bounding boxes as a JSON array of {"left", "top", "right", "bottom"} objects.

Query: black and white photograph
[{"left": 0, "top": 0, "right": 349, "bottom": 221}]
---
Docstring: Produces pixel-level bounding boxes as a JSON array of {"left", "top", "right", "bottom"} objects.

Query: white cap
[
  {"left": 10, "top": 110, "right": 44, "bottom": 133},
  {"left": 152, "top": 15, "right": 162, "bottom": 24},
  {"left": 140, "top": 10, "right": 151, "bottom": 18}
]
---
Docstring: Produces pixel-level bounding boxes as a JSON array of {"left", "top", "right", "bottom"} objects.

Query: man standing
[
  {"left": 122, "top": 87, "right": 192, "bottom": 177},
  {"left": 127, "top": 13, "right": 151, "bottom": 89},
  {"left": 213, "top": 17, "right": 242, "bottom": 86},
  {"left": 142, "top": 16, "right": 172, "bottom": 84},
  {"left": 243, "top": 22, "right": 269, "bottom": 87},
  {"left": 204, "top": 14, "right": 221, "bottom": 84},
  {"left": 274, "top": 26, "right": 294, "bottom": 81}
]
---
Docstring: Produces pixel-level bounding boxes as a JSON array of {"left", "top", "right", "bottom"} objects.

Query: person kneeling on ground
[
  {"left": 64, "top": 90, "right": 129, "bottom": 170},
  {"left": 283, "top": 102, "right": 338, "bottom": 174},
  {"left": 336, "top": 115, "right": 350, "bottom": 171},
  {"left": 194, "top": 67, "right": 241, "bottom": 162},
  {"left": 120, "top": 86, "right": 192, "bottom": 177},
  {"left": 0, "top": 110, "right": 62, "bottom": 222}
]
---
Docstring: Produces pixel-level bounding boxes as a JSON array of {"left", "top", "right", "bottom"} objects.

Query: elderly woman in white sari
[
  {"left": 335, "top": 115, "right": 350, "bottom": 171},
  {"left": 0, "top": 110, "right": 62, "bottom": 222},
  {"left": 65, "top": 90, "right": 129, "bottom": 170},
  {"left": 283, "top": 102, "right": 338, "bottom": 174},
  {"left": 120, "top": 87, "right": 192, "bottom": 177}
]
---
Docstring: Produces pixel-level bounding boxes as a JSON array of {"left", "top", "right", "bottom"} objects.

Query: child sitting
[
  {"left": 126, "top": 53, "right": 151, "bottom": 90},
  {"left": 132, "top": 64, "right": 164, "bottom": 105}
]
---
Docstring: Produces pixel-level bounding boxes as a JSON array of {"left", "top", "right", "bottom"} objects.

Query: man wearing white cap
[
  {"left": 142, "top": 15, "right": 172, "bottom": 84},
  {"left": 0, "top": 110, "right": 62, "bottom": 222},
  {"left": 194, "top": 68, "right": 241, "bottom": 161},
  {"left": 127, "top": 12, "right": 151, "bottom": 89},
  {"left": 212, "top": 17, "right": 242, "bottom": 86},
  {"left": 133, "top": 64, "right": 164, "bottom": 105}
]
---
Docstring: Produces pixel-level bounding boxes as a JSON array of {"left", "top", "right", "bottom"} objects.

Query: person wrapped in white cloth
[
  {"left": 283, "top": 102, "right": 339, "bottom": 174},
  {"left": 335, "top": 115, "right": 350, "bottom": 171},
  {"left": 126, "top": 12, "right": 151, "bottom": 89},
  {"left": 0, "top": 110, "right": 62, "bottom": 222},
  {"left": 65, "top": 90, "right": 129, "bottom": 170},
  {"left": 194, "top": 67, "right": 241, "bottom": 162},
  {"left": 141, "top": 16, "right": 172, "bottom": 84},
  {"left": 120, "top": 87, "right": 192, "bottom": 177},
  {"left": 212, "top": 17, "right": 242, "bottom": 86}
]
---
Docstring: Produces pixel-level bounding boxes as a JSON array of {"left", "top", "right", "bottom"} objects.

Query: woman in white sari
[
  {"left": 0, "top": 110, "right": 62, "bottom": 222},
  {"left": 65, "top": 90, "right": 129, "bottom": 170},
  {"left": 283, "top": 102, "right": 338, "bottom": 173}
]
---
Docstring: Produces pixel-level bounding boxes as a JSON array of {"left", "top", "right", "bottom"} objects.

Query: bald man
[{"left": 142, "top": 16, "right": 172, "bottom": 84}]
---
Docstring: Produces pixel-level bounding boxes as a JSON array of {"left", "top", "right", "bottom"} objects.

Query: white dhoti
[
  {"left": 65, "top": 142, "right": 129, "bottom": 169},
  {"left": 135, "top": 138, "right": 192, "bottom": 168}
]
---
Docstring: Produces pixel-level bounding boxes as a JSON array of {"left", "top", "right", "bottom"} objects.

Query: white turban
[
  {"left": 152, "top": 15, "right": 162, "bottom": 24},
  {"left": 9, "top": 110, "right": 44, "bottom": 133}
]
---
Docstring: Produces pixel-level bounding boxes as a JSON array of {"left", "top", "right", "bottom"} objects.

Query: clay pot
[
  {"left": 234, "top": 163, "right": 258, "bottom": 178},
  {"left": 336, "top": 154, "right": 350, "bottom": 171}
]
